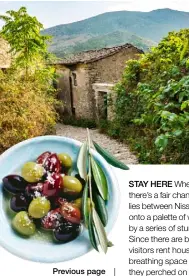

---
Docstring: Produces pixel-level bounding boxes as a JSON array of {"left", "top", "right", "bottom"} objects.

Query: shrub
[
  {"left": 105, "top": 29, "right": 189, "bottom": 164},
  {"left": 0, "top": 69, "right": 58, "bottom": 153},
  {"left": 63, "top": 116, "right": 96, "bottom": 129},
  {"left": 0, "top": 7, "right": 60, "bottom": 153}
]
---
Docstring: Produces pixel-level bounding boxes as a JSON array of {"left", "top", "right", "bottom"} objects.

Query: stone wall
[
  {"left": 56, "top": 46, "right": 142, "bottom": 120},
  {"left": 70, "top": 64, "right": 94, "bottom": 119},
  {"left": 0, "top": 38, "right": 11, "bottom": 68},
  {"left": 87, "top": 47, "right": 141, "bottom": 120},
  {"left": 56, "top": 64, "right": 95, "bottom": 119},
  {"left": 88, "top": 46, "right": 141, "bottom": 83}
]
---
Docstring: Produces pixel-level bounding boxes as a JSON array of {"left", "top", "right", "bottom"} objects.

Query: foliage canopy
[
  {"left": 0, "top": 7, "right": 51, "bottom": 76},
  {"left": 105, "top": 29, "right": 189, "bottom": 163},
  {"left": 0, "top": 7, "right": 58, "bottom": 152}
]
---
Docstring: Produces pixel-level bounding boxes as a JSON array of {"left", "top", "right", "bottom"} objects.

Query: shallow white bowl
[{"left": 0, "top": 136, "right": 120, "bottom": 263}]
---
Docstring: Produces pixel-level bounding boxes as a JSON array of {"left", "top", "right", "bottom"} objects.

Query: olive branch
[{"left": 77, "top": 128, "right": 129, "bottom": 253}]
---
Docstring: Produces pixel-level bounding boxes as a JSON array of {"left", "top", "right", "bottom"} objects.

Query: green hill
[{"left": 43, "top": 8, "right": 189, "bottom": 57}]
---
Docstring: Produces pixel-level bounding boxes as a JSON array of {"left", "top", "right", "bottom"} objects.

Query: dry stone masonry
[{"left": 55, "top": 44, "right": 143, "bottom": 121}]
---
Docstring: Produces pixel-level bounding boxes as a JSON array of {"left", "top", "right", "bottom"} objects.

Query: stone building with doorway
[
  {"left": 0, "top": 37, "right": 11, "bottom": 69},
  {"left": 55, "top": 43, "right": 143, "bottom": 121}
]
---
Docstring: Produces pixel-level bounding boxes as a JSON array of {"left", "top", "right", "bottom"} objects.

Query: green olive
[
  {"left": 21, "top": 162, "right": 44, "bottom": 183},
  {"left": 12, "top": 211, "right": 36, "bottom": 236},
  {"left": 28, "top": 197, "right": 51, "bottom": 218},
  {"left": 74, "top": 198, "right": 93, "bottom": 211},
  {"left": 63, "top": 176, "right": 82, "bottom": 194},
  {"left": 58, "top": 153, "right": 73, "bottom": 169}
]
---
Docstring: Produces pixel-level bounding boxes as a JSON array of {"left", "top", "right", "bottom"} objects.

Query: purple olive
[
  {"left": 25, "top": 183, "right": 43, "bottom": 199},
  {"left": 10, "top": 193, "right": 31, "bottom": 212},
  {"left": 53, "top": 221, "right": 81, "bottom": 243},
  {"left": 3, "top": 175, "right": 28, "bottom": 194},
  {"left": 41, "top": 208, "right": 63, "bottom": 230},
  {"left": 44, "top": 153, "right": 61, "bottom": 173},
  {"left": 42, "top": 173, "right": 62, "bottom": 197}
]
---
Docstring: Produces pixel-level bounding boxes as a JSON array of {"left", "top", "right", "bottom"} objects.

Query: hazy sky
[{"left": 0, "top": 0, "right": 189, "bottom": 29}]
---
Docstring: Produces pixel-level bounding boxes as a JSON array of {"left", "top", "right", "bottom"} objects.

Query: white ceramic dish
[{"left": 0, "top": 136, "right": 120, "bottom": 263}]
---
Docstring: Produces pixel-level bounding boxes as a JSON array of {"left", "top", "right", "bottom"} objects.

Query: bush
[
  {"left": 0, "top": 7, "right": 60, "bottom": 154},
  {"left": 63, "top": 116, "right": 96, "bottom": 129},
  {"left": 0, "top": 69, "right": 58, "bottom": 153},
  {"left": 104, "top": 29, "right": 189, "bottom": 164}
]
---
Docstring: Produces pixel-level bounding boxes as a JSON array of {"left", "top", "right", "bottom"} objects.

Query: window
[{"left": 72, "top": 72, "right": 77, "bottom": 86}]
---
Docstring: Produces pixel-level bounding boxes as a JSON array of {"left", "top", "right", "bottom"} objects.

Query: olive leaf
[
  {"left": 93, "top": 141, "right": 129, "bottom": 170},
  {"left": 76, "top": 129, "right": 113, "bottom": 253},
  {"left": 77, "top": 141, "right": 88, "bottom": 181},
  {"left": 92, "top": 208, "right": 108, "bottom": 254},
  {"left": 82, "top": 183, "right": 89, "bottom": 227},
  {"left": 90, "top": 156, "right": 108, "bottom": 200},
  {"left": 94, "top": 193, "right": 108, "bottom": 227},
  {"left": 88, "top": 211, "right": 99, "bottom": 252}
]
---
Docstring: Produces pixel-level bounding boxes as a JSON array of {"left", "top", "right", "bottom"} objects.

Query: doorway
[
  {"left": 98, "top": 91, "right": 108, "bottom": 120},
  {"left": 69, "top": 76, "right": 75, "bottom": 116}
]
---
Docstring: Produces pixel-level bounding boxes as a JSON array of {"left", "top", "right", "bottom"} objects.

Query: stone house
[
  {"left": 0, "top": 37, "right": 11, "bottom": 69},
  {"left": 55, "top": 43, "right": 143, "bottom": 121}
]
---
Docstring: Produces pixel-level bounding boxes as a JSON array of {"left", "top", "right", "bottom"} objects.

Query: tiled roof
[{"left": 56, "top": 43, "right": 143, "bottom": 65}]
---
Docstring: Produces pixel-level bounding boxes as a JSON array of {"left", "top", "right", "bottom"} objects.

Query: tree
[
  {"left": 108, "top": 29, "right": 189, "bottom": 163},
  {"left": 0, "top": 7, "right": 51, "bottom": 77},
  {"left": 0, "top": 8, "right": 59, "bottom": 153}
]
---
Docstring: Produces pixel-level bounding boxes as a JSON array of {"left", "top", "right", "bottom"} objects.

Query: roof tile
[{"left": 56, "top": 43, "right": 143, "bottom": 65}]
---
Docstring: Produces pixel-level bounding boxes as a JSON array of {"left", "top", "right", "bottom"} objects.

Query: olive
[
  {"left": 21, "top": 162, "right": 45, "bottom": 183},
  {"left": 44, "top": 153, "right": 61, "bottom": 173},
  {"left": 54, "top": 220, "right": 81, "bottom": 243},
  {"left": 28, "top": 197, "right": 51, "bottom": 218},
  {"left": 36, "top": 151, "right": 51, "bottom": 165},
  {"left": 48, "top": 197, "right": 60, "bottom": 209},
  {"left": 25, "top": 183, "right": 43, "bottom": 199},
  {"left": 41, "top": 208, "right": 63, "bottom": 230},
  {"left": 42, "top": 173, "right": 62, "bottom": 197},
  {"left": 2, "top": 175, "right": 28, "bottom": 194},
  {"left": 74, "top": 198, "right": 92, "bottom": 211},
  {"left": 62, "top": 176, "right": 82, "bottom": 195},
  {"left": 60, "top": 202, "right": 81, "bottom": 224},
  {"left": 58, "top": 153, "right": 73, "bottom": 170},
  {"left": 50, "top": 197, "right": 67, "bottom": 209},
  {"left": 10, "top": 193, "right": 31, "bottom": 212},
  {"left": 12, "top": 211, "right": 36, "bottom": 236}
]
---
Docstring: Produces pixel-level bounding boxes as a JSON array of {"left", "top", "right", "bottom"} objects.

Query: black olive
[
  {"left": 54, "top": 221, "right": 80, "bottom": 243},
  {"left": 3, "top": 175, "right": 28, "bottom": 194},
  {"left": 10, "top": 193, "right": 31, "bottom": 212}
]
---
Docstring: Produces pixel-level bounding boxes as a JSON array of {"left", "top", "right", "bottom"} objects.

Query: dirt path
[{"left": 56, "top": 123, "right": 138, "bottom": 164}]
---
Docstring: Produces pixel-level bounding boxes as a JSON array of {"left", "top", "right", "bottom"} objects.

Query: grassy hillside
[
  {"left": 43, "top": 8, "right": 189, "bottom": 57},
  {"left": 51, "top": 31, "right": 155, "bottom": 57}
]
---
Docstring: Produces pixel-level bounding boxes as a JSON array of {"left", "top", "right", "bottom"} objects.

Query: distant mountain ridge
[{"left": 43, "top": 8, "right": 189, "bottom": 57}]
